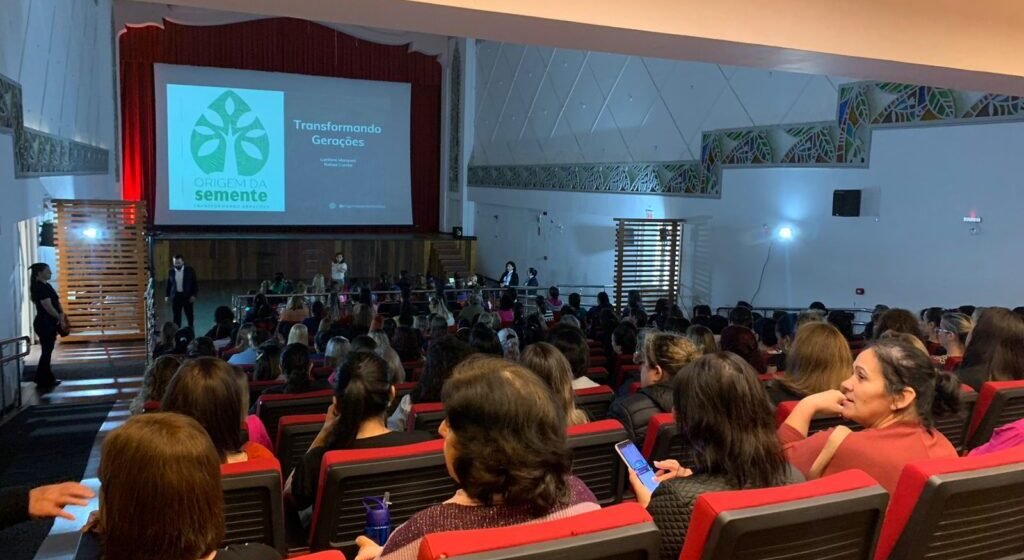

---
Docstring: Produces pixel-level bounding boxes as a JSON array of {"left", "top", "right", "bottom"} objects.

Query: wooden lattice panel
[
  {"left": 614, "top": 219, "right": 684, "bottom": 311},
  {"left": 54, "top": 200, "right": 147, "bottom": 342}
]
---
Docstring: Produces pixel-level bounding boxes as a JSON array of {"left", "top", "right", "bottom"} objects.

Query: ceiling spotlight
[
  {"left": 83, "top": 227, "right": 99, "bottom": 239},
  {"left": 777, "top": 226, "right": 794, "bottom": 240}
]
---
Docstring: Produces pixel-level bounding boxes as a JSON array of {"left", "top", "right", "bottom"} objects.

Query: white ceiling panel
[
  {"left": 586, "top": 51, "right": 628, "bottom": 97},
  {"left": 728, "top": 67, "right": 813, "bottom": 125},
  {"left": 607, "top": 57, "right": 660, "bottom": 130},
  {"left": 622, "top": 96, "right": 691, "bottom": 161}
]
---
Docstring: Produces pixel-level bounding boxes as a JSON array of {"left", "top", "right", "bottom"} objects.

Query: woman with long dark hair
[
  {"left": 29, "top": 263, "right": 67, "bottom": 391},
  {"left": 287, "top": 351, "right": 433, "bottom": 511},
  {"left": 957, "top": 307, "right": 1024, "bottom": 390}
]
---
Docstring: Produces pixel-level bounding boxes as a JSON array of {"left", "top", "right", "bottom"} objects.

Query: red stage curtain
[{"left": 120, "top": 18, "right": 441, "bottom": 232}]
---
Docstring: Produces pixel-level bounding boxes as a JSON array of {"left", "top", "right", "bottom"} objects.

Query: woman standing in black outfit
[{"left": 29, "top": 263, "right": 66, "bottom": 391}]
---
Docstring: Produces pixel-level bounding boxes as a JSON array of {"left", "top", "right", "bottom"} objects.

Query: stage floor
[{"left": 154, "top": 280, "right": 257, "bottom": 336}]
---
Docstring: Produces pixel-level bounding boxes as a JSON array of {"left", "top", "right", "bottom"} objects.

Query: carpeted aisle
[{"left": 0, "top": 402, "right": 114, "bottom": 559}]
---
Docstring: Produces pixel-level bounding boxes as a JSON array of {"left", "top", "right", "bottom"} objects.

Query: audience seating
[
  {"left": 289, "top": 553, "right": 345, "bottom": 560},
  {"left": 641, "top": 413, "right": 697, "bottom": 468},
  {"left": 416, "top": 502, "right": 659, "bottom": 559},
  {"left": 390, "top": 381, "right": 417, "bottom": 415},
  {"left": 615, "top": 364, "right": 640, "bottom": 389},
  {"left": 932, "top": 384, "right": 978, "bottom": 453},
  {"left": 589, "top": 355, "right": 608, "bottom": 368},
  {"left": 574, "top": 385, "right": 615, "bottom": 421},
  {"left": 249, "top": 379, "right": 282, "bottom": 403},
  {"left": 311, "top": 366, "right": 332, "bottom": 379},
  {"left": 407, "top": 402, "right": 446, "bottom": 436},
  {"left": 874, "top": 445, "right": 1024, "bottom": 559},
  {"left": 256, "top": 390, "right": 333, "bottom": 443},
  {"left": 309, "top": 440, "right": 456, "bottom": 555},
  {"left": 275, "top": 414, "right": 326, "bottom": 477},
  {"left": 403, "top": 360, "right": 424, "bottom": 380},
  {"left": 220, "top": 457, "right": 286, "bottom": 554},
  {"left": 142, "top": 400, "right": 160, "bottom": 413},
  {"left": 774, "top": 401, "right": 863, "bottom": 436},
  {"left": 679, "top": 470, "right": 888, "bottom": 560},
  {"left": 628, "top": 382, "right": 640, "bottom": 395},
  {"left": 965, "top": 380, "right": 1024, "bottom": 450},
  {"left": 567, "top": 420, "right": 628, "bottom": 506},
  {"left": 586, "top": 366, "right": 610, "bottom": 386}
]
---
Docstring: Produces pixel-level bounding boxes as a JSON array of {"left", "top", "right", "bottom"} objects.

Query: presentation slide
[{"left": 153, "top": 64, "right": 413, "bottom": 226}]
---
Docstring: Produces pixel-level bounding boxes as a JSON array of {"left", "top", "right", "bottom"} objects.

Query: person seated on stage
[
  {"left": 129, "top": 355, "right": 183, "bottom": 415},
  {"left": 161, "top": 358, "right": 273, "bottom": 463},
  {"left": 779, "top": 340, "right": 960, "bottom": 493},
  {"left": 252, "top": 342, "right": 283, "bottom": 382},
  {"left": 287, "top": 352, "right": 434, "bottom": 512},
  {"left": 228, "top": 329, "right": 271, "bottom": 366},
  {"left": 152, "top": 321, "right": 178, "bottom": 360},
  {"left": 78, "top": 413, "right": 280, "bottom": 560},
  {"left": 630, "top": 352, "right": 798, "bottom": 560},
  {"left": 204, "top": 306, "right": 238, "bottom": 345},
  {"left": 608, "top": 332, "right": 700, "bottom": 446},
  {"left": 521, "top": 342, "right": 589, "bottom": 426},
  {"left": 187, "top": 337, "right": 217, "bottom": 359},
  {"left": 261, "top": 343, "right": 329, "bottom": 396},
  {"left": 357, "top": 356, "right": 600, "bottom": 560},
  {"left": 279, "top": 295, "right": 310, "bottom": 324},
  {"left": 546, "top": 324, "right": 595, "bottom": 389}
]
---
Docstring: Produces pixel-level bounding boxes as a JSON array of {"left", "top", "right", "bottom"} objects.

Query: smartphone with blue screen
[{"left": 615, "top": 439, "right": 660, "bottom": 493}]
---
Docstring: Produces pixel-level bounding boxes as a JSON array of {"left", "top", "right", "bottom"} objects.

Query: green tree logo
[{"left": 190, "top": 90, "right": 269, "bottom": 176}]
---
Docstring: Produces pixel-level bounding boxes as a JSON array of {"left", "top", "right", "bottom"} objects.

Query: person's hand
[
  {"left": 29, "top": 482, "right": 94, "bottom": 521},
  {"left": 628, "top": 470, "right": 653, "bottom": 508},
  {"left": 354, "top": 535, "right": 384, "bottom": 560},
  {"left": 653, "top": 459, "right": 693, "bottom": 482},
  {"left": 323, "top": 403, "right": 339, "bottom": 428},
  {"left": 803, "top": 389, "right": 847, "bottom": 416}
]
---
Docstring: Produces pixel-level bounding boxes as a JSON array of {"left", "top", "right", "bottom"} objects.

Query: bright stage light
[
  {"left": 83, "top": 227, "right": 99, "bottom": 239},
  {"left": 777, "top": 226, "right": 794, "bottom": 240}
]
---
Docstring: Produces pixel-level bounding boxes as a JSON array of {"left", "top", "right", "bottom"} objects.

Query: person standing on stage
[
  {"left": 29, "top": 263, "right": 67, "bottom": 391},
  {"left": 331, "top": 252, "right": 348, "bottom": 287},
  {"left": 500, "top": 261, "right": 519, "bottom": 287},
  {"left": 165, "top": 254, "right": 198, "bottom": 329}
]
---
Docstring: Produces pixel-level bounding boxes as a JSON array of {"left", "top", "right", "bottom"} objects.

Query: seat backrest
[
  {"left": 275, "top": 414, "right": 326, "bottom": 477},
  {"left": 256, "top": 390, "right": 333, "bottom": 442},
  {"left": 585, "top": 366, "right": 610, "bottom": 386},
  {"left": 641, "top": 413, "right": 697, "bottom": 468},
  {"left": 249, "top": 379, "right": 282, "bottom": 404},
  {"left": 680, "top": 470, "right": 888, "bottom": 560},
  {"left": 219, "top": 457, "right": 286, "bottom": 554},
  {"left": 288, "top": 553, "right": 345, "bottom": 560},
  {"left": 309, "top": 440, "right": 456, "bottom": 555},
  {"left": 417, "top": 502, "right": 660, "bottom": 560},
  {"left": 311, "top": 366, "right": 333, "bottom": 379},
  {"left": 589, "top": 355, "right": 608, "bottom": 368},
  {"left": 966, "top": 380, "right": 1024, "bottom": 450},
  {"left": 932, "top": 385, "right": 978, "bottom": 454},
  {"left": 407, "top": 402, "right": 446, "bottom": 437},
  {"left": 774, "top": 401, "right": 863, "bottom": 436},
  {"left": 874, "top": 445, "right": 1024, "bottom": 560},
  {"left": 575, "top": 385, "right": 615, "bottom": 421},
  {"left": 567, "top": 419, "right": 627, "bottom": 506}
]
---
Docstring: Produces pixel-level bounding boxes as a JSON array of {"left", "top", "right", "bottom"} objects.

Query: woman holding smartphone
[{"left": 628, "top": 352, "right": 797, "bottom": 560}]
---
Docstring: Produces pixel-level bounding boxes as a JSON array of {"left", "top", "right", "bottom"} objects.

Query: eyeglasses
[{"left": 936, "top": 328, "right": 954, "bottom": 335}]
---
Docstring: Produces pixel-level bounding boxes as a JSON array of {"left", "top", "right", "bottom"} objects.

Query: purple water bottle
[{"left": 363, "top": 494, "right": 392, "bottom": 545}]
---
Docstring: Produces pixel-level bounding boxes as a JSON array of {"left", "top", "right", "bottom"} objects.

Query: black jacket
[
  {"left": 648, "top": 474, "right": 737, "bottom": 560},
  {"left": 607, "top": 383, "right": 674, "bottom": 446},
  {"left": 500, "top": 271, "right": 519, "bottom": 287},
  {"left": 166, "top": 266, "right": 199, "bottom": 298},
  {"left": 0, "top": 486, "right": 28, "bottom": 529}
]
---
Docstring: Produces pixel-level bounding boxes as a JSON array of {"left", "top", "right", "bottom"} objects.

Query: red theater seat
[
  {"left": 567, "top": 419, "right": 628, "bottom": 506},
  {"left": 932, "top": 384, "right": 977, "bottom": 454},
  {"left": 311, "top": 366, "right": 333, "bottom": 379},
  {"left": 142, "top": 400, "right": 160, "bottom": 413},
  {"left": 309, "top": 440, "right": 456, "bottom": 555},
  {"left": 641, "top": 413, "right": 696, "bottom": 468},
  {"left": 275, "top": 414, "right": 326, "bottom": 477},
  {"left": 589, "top": 355, "right": 608, "bottom": 368},
  {"left": 966, "top": 380, "right": 1024, "bottom": 450},
  {"left": 874, "top": 445, "right": 1024, "bottom": 560},
  {"left": 403, "top": 360, "right": 424, "bottom": 381},
  {"left": 255, "top": 390, "right": 333, "bottom": 443},
  {"left": 680, "top": 470, "right": 888, "bottom": 560},
  {"left": 219, "top": 457, "right": 286, "bottom": 554},
  {"left": 574, "top": 385, "right": 615, "bottom": 421},
  {"left": 289, "top": 553, "right": 345, "bottom": 560},
  {"left": 616, "top": 364, "right": 640, "bottom": 389},
  {"left": 774, "top": 400, "right": 863, "bottom": 436},
  {"left": 628, "top": 382, "right": 640, "bottom": 394},
  {"left": 585, "top": 366, "right": 610, "bottom": 386},
  {"left": 416, "top": 502, "right": 659, "bottom": 559},
  {"left": 407, "top": 402, "right": 445, "bottom": 437}
]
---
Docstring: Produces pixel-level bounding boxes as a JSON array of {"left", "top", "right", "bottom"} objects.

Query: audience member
[
  {"left": 719, "top": 325, "right": 766, "bottom": 373},
  {"left": 774, "top": 313, "right": 797, "bottom": 353},
  {"left": 919, "top": 307, "right": 945, "bottom": 355},
  {"left": 388, "top": 336, "right": 472, "bottom": 431},
  {"left": 129, "top": 355, "right": 183, "bottom": 415},
  {"left": 728, "top": 306, "right": 753, "bottom": 329},
  {"left": 161, "top": 357, "right": 273, "bottom": 463},
  {"left": 936, "top": 312, "right": 971, "bottom": 371},
  {"left": 477, "top": 311, "right": 501, "bottom": 331},
  {"left": 611, "top": 322, "right": 639, "bottom": 357},
  {"left": 152, "top": 321, "right": 178, "bottom": 359},
  {"left": 357, "top": 356, "right": 600, "bottom": 559},
  {"left": 764, "top": 322, "right": 852, "bottom": 405},
  {"left": 498, "top": 328, "right": 520, "bottom": 361},
  {"left": 608, "top": 332, "right": 700, "bottom": 445},
  {"left": 186, "top": 336, "right": 216, "bottom": 359},
  {"left": 302, "top": 301, "right": 326, "bottom": 338},
  {"left": 392, "top": 325, "right": 424, "bottom": 362},
  {"left": 369, "top": 331, "right": 406, "bottom": 384},
  {"left": 872, "top": 308, "right": 923, "bottom": 341},
  {"left": 262, "top": 343, "right": 328, "bottom": 395},
  {"left": 587, "top": 291, "right": 613, "bottom": 321},
  {"left": 172, "top": 326, "right": 195, "bottom": 355},
  {"left": 685, "top": 324, "right": 717, "bottom": 355},
  {"left": 229, "top": 366, "right": 274, "bottom": 452},
  {"left": 546, "top": 286, "right": 563, "bottom": 310},
  {"left": 323, "top": 336, "right": 351, "bottom": 370},
  {"left": 633, "top": 352, "right": 796, "bottom": 560},
  {"left": 957, "top": 307, "right": 1024, "bottom": 390},
  {"left": 428, "top": 297, "right": 455, "bottom": 327},
  {"left": 496, "top": 293, "right": 516, "bottom": 323},
  {"left": 521, "top": 342, "right": 589, "bottom": 426},
  {"left": 547, "top": 324, "right": 594, "bottom": 389},
  {"left": 707, "top": 314, "right": 728, "bottom": 335},
  {"left": 287, "top": 352, "right": 434, "bottom": 511},
  {"left": 204, "top": 306, "right": 237, "bottom": 343},
  {"left": 779, "top": 340, "right": 960, "bottom": 492},
  {"left": 252, "top": 342, "right": 283, "bottom": 382},
  {"left": 469, "top": 323, "right": 502, "bottom": 356},
  {"left": 228, "top": 329, "right": 270, "bottom": 366},
  {"left": 558, "top": 312, "right": 581, "bottom": 329},
  {"left": 460, "top": 292, "right": 486, "bottom": 325},
  {"left": 827, "top": 310, "right": 855, "bottom": 340},
  {"left": 245, "top": 293, "right": 276, "bottom": 323}
]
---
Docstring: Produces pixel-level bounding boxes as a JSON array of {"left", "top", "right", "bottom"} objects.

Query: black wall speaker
[
  {"left": 39, "top": 222, "right": 55, "bottom": 247},
  {"left": 451, "top": 226, "right": 463, "bottom": 239},
  {"left": 832, "top": 190, "right": 862, "bottom": 217}
]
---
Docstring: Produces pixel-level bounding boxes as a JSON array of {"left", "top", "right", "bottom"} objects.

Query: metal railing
[
  {"left": 716, "top": 306, "right": 874, "bottom": 331},
  {"left": 0, "top": 336, "right": 31, "bottom": 420}
]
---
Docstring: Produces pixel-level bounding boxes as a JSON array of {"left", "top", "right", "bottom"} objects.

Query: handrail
[
  {"left": 0, "top": 335, "right": 30, "bottom": 420},
  {"left": 0, "top": 336, "right": 30, "bottom": 364}
]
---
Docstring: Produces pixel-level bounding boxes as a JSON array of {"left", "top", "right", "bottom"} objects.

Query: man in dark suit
[{"left": 165, "top": 254, "right": 198, "bottom": 328}]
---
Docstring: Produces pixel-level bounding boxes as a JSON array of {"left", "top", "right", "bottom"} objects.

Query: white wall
[
  {"left": 0, "top": 0, "right": 119, "bottom": 340},
  {"left": 471, "top": 121, "right": 1024, "bottom": 311}
]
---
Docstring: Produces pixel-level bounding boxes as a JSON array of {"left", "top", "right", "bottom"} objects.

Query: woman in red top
[
  {"left": 935, "top": 312, "right": 971, "bottom": 372},
  {"left": 778, "top": 339, "right": 961, "bottom": 493}
]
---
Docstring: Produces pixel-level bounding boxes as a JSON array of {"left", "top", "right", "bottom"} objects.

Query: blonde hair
[
  {"left": 782, "top": 322, "right": 852, "bottom": 395},
  {"left": 640, "top": 332, "right": 700, "bottom": 380},
  {"left": 287, "top": 323, "right": 309, "bottom": 346},
  {"left": 234, "top": 324, "right": 254, "bottom": 351},
  {"left": 521, "top": 342, "right": 589, "bottom": 426},
  {"left": 287, "top": 295, "right": 306, "bottom": 311}
]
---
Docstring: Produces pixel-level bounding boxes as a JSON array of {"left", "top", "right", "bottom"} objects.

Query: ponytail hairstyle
[
  {"left": 330, "top": 351, "right": 392, "bottom": 449},
  {"left": 870, "top": 339, "right": 961, "bottom": 430},
  {"left": 28, "top": 262, "right": 49, "bottom": 283}
]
